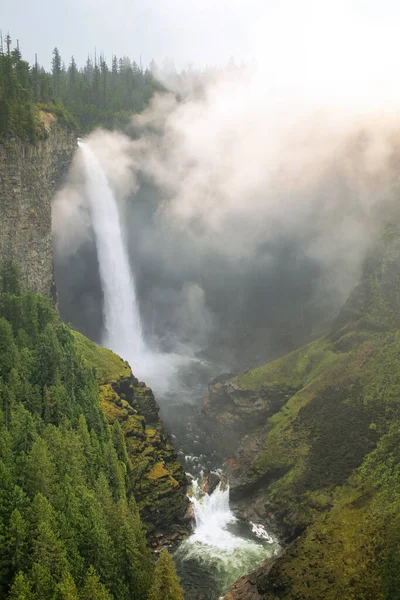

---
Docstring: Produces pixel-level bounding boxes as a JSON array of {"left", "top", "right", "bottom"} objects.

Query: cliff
[
  {"left": 200, "top": 226, "right": 400, "bottom": 599},
  {"left": 73, "top": 331, "right": 190, "bottom": 545},
  {"left": 0, "top": 114, "right": 76, "bottom": 297},
  {"left": 0, "top": 118, "right": 189, "bottom": 544}
]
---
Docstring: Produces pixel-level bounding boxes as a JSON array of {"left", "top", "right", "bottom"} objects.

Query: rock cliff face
[
  {"left": 73, "top": 331, "right": 190, "bottom": 545},
  {"left": 0, "top": 117, "right": 76, "bottom": 296},
  {"left": 200, "top": 226, "right": 400, "bottom": 599}
]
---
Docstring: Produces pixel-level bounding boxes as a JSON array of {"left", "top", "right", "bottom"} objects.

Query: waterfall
[
  {"left": 175, "top": 479, "right": 278, "bottom": 596},
  {"left": 78, "top": 140, "right": 190, "bottom": 388},
  {"left": 78, "top": 141, "right": 145, "bottom": 364},
  {"left": 191, "top": 482, "right": 235, "bottom": 548}
]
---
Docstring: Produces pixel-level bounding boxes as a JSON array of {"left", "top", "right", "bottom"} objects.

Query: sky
[{"left": 2, "top": 0, "right": 400, "bottom": 79}]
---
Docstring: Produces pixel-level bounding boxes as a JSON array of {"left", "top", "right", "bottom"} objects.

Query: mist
[{"left": 52, "top": 2, "right": 400, "bottom": 392}]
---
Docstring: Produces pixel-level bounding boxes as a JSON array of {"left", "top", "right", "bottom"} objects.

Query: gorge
[
  {"left": 3, "top": 32, "right": 400, "bottom": 599},
  {"left": 76, "top": 137, "right": 280, "bottom": 599},
  {"left": 53, "top": 126, "right": 400, "bottom": 600}
]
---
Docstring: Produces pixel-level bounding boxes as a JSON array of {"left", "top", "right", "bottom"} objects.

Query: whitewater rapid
[{"left": 175, "top": 477, "right": 278, "bottom": 598}]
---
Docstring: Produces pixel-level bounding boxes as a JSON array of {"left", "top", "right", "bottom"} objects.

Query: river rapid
[{"left": 175, "top": 474, "right": 278, "bottom": 599}]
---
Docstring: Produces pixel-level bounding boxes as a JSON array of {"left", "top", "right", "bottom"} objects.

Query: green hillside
[{"left": 224, "top": 226, "right": 400, "bottom": 599}]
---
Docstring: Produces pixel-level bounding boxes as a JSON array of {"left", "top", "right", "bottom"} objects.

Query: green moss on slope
[
  {"left": 72, "top": 331, "right": 131, "bottom": 384},
  {"left": 227, "top": 225, "right": 400, "bottom": 598},
  {"left": 73, "top": 330, "right": 188, "bottom": 536}
]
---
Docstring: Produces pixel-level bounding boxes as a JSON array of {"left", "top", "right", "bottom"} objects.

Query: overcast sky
[{"left": 1, "top": 0, "right": 400, "bottom": 74}]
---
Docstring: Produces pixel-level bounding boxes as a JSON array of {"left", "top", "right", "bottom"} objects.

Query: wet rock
[
  {"left": 199, "top": 379, "right": 298, "bottom": 457},
  {"left": 202, "top": 471, "right": 221, "bottom": 495},
  {"left": 223, "top": 556, "right": 279, "bottom": 600}
]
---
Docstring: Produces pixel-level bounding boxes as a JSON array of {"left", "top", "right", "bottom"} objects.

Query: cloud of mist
[
  {"left": 53, "top": 14, "right": 400, "bottom": 377},
  {"left": 125, "top": 70, "right": 400, "bottom": 303}
]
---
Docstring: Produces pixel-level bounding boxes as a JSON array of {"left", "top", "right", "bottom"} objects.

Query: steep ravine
[{"left": 11, "top": 123, "right": 400, "bottom": 598}]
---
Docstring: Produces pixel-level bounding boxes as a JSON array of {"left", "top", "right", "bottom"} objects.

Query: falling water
[
  {"left": 78, "top": 141, "right": 145, "bottom": 362},
  {"left": 175, "top": 479, "right": 278, "bottom": 598},
  {"left": 78, "top": 140, "right": 191, "bottom": 386}
]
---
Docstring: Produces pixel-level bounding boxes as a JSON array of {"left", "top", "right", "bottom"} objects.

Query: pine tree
[
  {"left": 111, "top": 420, "right": 129, "bottom": 466},
  {"left": 148, "top": 549, "right": 184, "bottom": 600},
  {"left": 7, "top": 509, "right": 28, "bottom": 572},
  {"left": 25, "top": 438, "right": 55, "bottom": 496},
  {"left": 54, "top": 569, "right": 79, "bottom": 600},
  {"left": 80, "top": 566, "right": 112, "bottom": 600},
  {"left": 52, "top": 48, "right": 62, "bottom": 97},
  {"left": 7, "top": 571, "right": 34, "bottom": 600},
  {"left": 68, "top": 57, "right": 77, "bottom": 84},
  {"left": 0, "top": 318, "right": 18, "bottom": 381}
]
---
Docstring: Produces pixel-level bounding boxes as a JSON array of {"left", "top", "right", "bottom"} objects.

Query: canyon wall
[{"left": 0, "top": 116, "right": 76, "bottom": 296}]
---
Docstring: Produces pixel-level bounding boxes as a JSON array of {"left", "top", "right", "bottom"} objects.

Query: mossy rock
[{"left": 72, "top": 331, "right": 189, "bottom": 534}]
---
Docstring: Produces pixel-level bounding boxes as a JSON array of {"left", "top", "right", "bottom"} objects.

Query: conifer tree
[
  {"left": 80, "top": 566, "right": 112, "bottom": 600},
  {"left": 7, "top": 572, "right": 33, "bottom": 600},
  {"left": 54, "top": 569, "right": 79, "bottom": 600},
  {"left": 7, "top": 509, "right": 28, "bottom": 572},
  {"left": 148, "top": 549, "right": 184, "bottom": 600},
  {"left": 52, "top": 47, "right": 62, "bottom": 97}
]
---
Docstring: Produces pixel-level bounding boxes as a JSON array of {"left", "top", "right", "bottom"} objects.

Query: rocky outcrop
[
  {"left": 223, "top": 557, "right": 278, "bottom": 600},
  {"left": 73, "top": 331, "right": 190, "bottom": 546},
  {"left": 0, "top": 116, "right": 76, "bottom": 296},
  {"left": 202, "top": 379, "right": 298, "bottom": 457}
]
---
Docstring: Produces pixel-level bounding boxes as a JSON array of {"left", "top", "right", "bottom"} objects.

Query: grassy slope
[
  {"left": 231, "top": 226, "right": 400, "bottom": 598},
  {"left": 72, "top": 330, "right": 131, "bottom": 383}
]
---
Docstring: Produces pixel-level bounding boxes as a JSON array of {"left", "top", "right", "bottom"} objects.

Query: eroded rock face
[
  {"left": 101, "top": 375, "right": 191, "bottom": 544},
  {"left": 223, "top": 557, "right": 278, "bottom": 600},
  {"left": 201, "top": 379, "right": 298, "bottom": 458},
  {"left": 0, "top": 122, "right": 76, "bottom": 296}
]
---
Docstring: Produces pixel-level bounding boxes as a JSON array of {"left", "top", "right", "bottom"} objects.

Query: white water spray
[
  {"left": 78, "top": 140, "right": 192, "bottom": 388},
  {"left": 175, "top": 478, "right": 278, "bottom": 595},
  {"left": 78, "top": 141, "right": 145, "bottom": 362}
]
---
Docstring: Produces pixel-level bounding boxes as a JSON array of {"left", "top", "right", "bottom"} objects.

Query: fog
[
  {"left": 52, "top": 1, "right": 400, "bottom": 386},
  {"left": 53, "top": 69, "right": 400, "bottom": 381}
]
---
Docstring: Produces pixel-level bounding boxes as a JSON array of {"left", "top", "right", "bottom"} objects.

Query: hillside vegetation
[
  {"left": 0, "top": 264, "right": 184, "bottom": 600},
  {"left": 223, "top": 226, "right": 400, "bottom": 599},
  {"left": 0, "top": 35, "right": 163, "bottom": 141}
]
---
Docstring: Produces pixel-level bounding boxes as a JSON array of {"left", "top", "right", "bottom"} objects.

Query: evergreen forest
[
  {"left": 0, "top": 35, "right": 163, "bottom": 141},
  {"left": 0, "top": 264, "right": 184, "bottom": 600}
]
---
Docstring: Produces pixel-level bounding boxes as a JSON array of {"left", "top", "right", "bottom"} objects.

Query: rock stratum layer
[
  {"left": 201, "top": 226, "right": 400, "bottom": 599},
  {"left": 0, "top": 116, "right": 76, "bottom": 296}
]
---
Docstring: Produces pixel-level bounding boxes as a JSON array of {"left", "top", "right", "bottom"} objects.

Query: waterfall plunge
[
  {"left": 78, "top": 142, "right": 145, "bottom": 363},
  {"left": 79, "top": 141, "right": 188, "bottom": 387},
  {"left": 175, "top": 480, "right": 278, "bottom": 596}
]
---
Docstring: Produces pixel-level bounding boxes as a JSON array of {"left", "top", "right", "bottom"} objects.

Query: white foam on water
[{"left": 176, "top": 480, "right": 279, "bottom": 594}]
